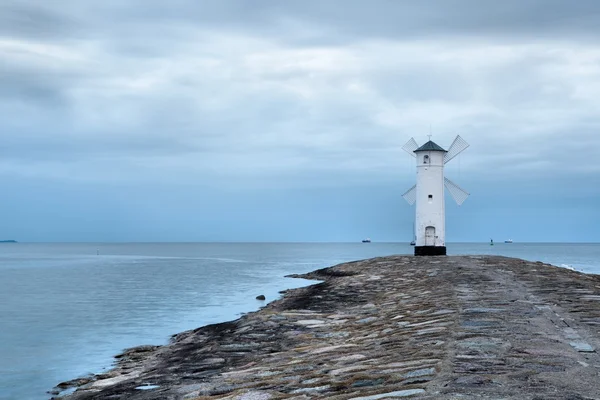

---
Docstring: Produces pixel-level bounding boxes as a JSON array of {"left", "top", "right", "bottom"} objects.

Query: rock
[
  {"left": 256, "top": 295, "right": 266, "bottom": 300},
  {"left": 569, "top": 341, "right": 595, "bottom": 352},
  {"left": 402, "top": 367, "right": 436, "bottom": 378},
  {"left": 349, "top": 389, "right": 426, "bottom": 399},
  {"left": 114, "top": 345, "right": 160, "bottom": 360},
  {"left": 54, "top": 255, "right": 600, "bottom": 400},
  {"left": 453, "top": 375, "right": 492, "bottom": 385},
  {"left": 351, "top": 378, "right": 385, "bottom": 388},
  {"left": 55, "top": 377, "right": 94, "bottom": 389},
  {"left": 290, "top": 385, "right": 331, "bottom": 394}
]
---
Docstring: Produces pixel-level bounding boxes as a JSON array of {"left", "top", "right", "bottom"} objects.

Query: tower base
[{"left": 414, "top": 246, "right": 446, "bottom": 256}]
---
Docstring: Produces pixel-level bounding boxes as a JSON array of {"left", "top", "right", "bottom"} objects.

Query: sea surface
[{"left": 1, "top": 242, "right": 599, "bottom": 400}]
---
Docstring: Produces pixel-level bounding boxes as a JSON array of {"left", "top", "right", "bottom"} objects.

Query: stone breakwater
[{"left": 54, "top": 255, "right": 600, "bottom": 399}]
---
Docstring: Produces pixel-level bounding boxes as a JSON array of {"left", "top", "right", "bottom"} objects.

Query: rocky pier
[{"left": 53, "top": 255, "right": 600, "bottom": 399}]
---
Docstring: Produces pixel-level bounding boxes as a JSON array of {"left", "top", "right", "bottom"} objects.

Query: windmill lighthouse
[{"left": 402, "top": 135, "right": 470, "bottom": 256}]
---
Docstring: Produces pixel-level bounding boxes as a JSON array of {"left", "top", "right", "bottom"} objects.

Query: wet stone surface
[{"left": 54, "top": 256, "right": 600, "bottom": 399}]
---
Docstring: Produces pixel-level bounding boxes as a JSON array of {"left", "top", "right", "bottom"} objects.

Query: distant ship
[
  {"left": 0, "top": 240, "right": 17, "bottom": 243},
  {"left": 504, "top": 239, "right": 513, "bottom": 243},
  {"left": 362, "top": 238, "right": 371, "bottom": 243}
]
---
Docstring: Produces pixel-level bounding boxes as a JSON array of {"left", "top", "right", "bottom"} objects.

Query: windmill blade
[
  {"left": 444, "top": 135, "right": 469, "bottom": 164},
  {"left": 402, "top": 137, "right": 419, "bottom": 158},
  {"left": 444, "top": 177, "right": 469, "bottom": 205},
  {"left": 402, "top": 184, "right": 417, "bottom": 205}
]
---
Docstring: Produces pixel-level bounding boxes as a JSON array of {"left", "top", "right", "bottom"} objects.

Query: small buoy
[{"left": 256, "top": 295, "right": 266, "bottom": 300}]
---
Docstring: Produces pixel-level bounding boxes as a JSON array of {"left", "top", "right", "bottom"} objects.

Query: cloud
[
  {"left": 0, "top": 1, "right": 599, "bottom": 240},
  {"left": 0, "top": 1, "right": 82, "bottom": 40}
]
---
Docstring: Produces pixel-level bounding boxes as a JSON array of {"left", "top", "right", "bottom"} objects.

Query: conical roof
[{"left": 414, "top": 140, "right": 446, "bottom": 152}]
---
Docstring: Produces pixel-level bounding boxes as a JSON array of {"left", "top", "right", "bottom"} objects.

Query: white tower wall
[{"left": 415, "top": 150, "right": 445, "bottom": 249}]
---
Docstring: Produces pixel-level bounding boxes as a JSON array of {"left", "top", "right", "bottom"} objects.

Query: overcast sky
[{"left": 1, "top": 0, "right": 599, "bottom": 242}]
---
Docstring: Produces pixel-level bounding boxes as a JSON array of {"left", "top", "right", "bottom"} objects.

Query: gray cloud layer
[
  {"left": 1, "top": 1, "right": 599, "bottom": 240},
  {"left": 6, "top": 1, "right": 600, "bottom": 41}
]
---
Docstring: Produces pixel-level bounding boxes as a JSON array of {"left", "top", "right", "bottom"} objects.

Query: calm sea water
[{"left": 1, "top": 242, "right": 599, "bottom": 400}]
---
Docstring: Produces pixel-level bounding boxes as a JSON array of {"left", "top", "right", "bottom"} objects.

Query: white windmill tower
[{"left": 401, "top": 135, "right": 469, "bottom": 256}]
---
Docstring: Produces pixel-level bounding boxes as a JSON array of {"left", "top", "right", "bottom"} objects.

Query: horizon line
[{"left": 3, "top": 241, "right": 599, "bottom": 245}]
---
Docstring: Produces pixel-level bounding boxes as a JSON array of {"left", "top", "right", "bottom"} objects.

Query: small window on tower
[
  {"left": 428, "top": 194, "right": 433, "bottom": 199},
  {"left": 423, "top": 155, "right": 429, "bottom": 164}
]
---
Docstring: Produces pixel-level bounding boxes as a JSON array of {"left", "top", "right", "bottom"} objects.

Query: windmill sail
[
  {"left": 444, "top": 135, "right": 469, "bottom": 164},
  {"left": 402, "top": 184, "right": 417, "bottom": 205},
  {"left": 444, "top": 177, "right": 469, "bottom": 205},
  {"left": 402, "top": 138, "right": 419, "bottom": 157}
]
